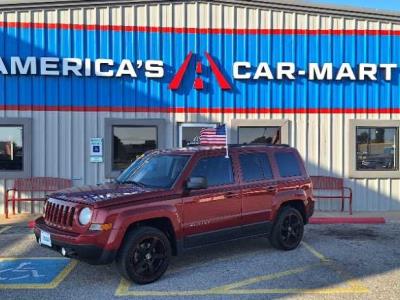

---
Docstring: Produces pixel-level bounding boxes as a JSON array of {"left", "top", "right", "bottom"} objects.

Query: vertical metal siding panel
[
  {"left": 17, "top": 11, "right": 31, "bottom": 212},
  {"left": 150, "top": 4, "right": 162, "bottom": 120},
  {"left": 162, "top": 3, "right": 175, "bottom": 148},
  {"left": 45, "top": 10, "right": 59, "bottom": 181},
  {"left": 294, "top": 13, "right": 307, "bottom": 166},
  {"left": 391, "top": 23, "right": 400, "bottom": 210},
  {"left": 379, "top": 22, "right": 392, "bottom": 211},
  {"left": 32, "top": 10, "right": 46, "bottom": 214},
  {"left": 87, "top": 8, "right": 101, "bottom": 185},
  {"left": 85, "top": 7, "right": 101, "bottom": 183},
  {"left": 234, "top": 6, "right": 245, "bottom": 122},
  {"left": 122, "top": 5, "right": 133, "bottom": 117}
]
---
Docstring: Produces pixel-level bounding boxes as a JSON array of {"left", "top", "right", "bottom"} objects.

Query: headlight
[{"left": 78, "top": 207, "right": 93, "bottom": 225}]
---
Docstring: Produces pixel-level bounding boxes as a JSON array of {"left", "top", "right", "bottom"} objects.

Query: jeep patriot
[{"left": 34, "top": 144, "right": 314, "bottom": 284}]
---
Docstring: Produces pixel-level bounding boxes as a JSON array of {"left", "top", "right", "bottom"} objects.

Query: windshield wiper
[{"left": 122, "top": 180, "right": 147, "bottom": 188}]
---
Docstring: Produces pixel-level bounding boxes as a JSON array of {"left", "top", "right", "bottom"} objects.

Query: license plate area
[{"left": 40, "top": 230, "right": 52, "bottom": 247}]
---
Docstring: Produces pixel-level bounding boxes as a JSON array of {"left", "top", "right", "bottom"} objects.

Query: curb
[{"left": 309, "top": 217, "right": 386, "bottom": 224}]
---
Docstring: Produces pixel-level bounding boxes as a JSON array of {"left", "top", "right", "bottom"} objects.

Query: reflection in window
[
  {"left": 275, "top": 152, "right": 302, "bottom": 177},
  {"left": 238, "top": 127, "right": 281, "bottom": 144},
  {"left": 124, "top": 155, "right": 189, "bottom": 188},
  {"left": 112, "top": 126, "right": 157, "bottom": 171},
  {"left": 239, "top": 153, "right": 273, "bottom": 182},
  {"left": 181, "top": 127, "right": 204, "bottom": 147},
  {"left": 180, "top": 125, "right": 216, "bottom": 147},
  {"left": 190, "top": 156, "right": 234, "bottom": 187},
  {"left": 0, "top": 126, "right": 23, "bottom": 171},
  {"left": 356, "top": 127, "right": 398, "bottom": 171}
]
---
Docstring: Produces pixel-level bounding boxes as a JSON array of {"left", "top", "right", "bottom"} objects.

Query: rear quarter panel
[{"left": 267, "top": 148, "right": 313, "bottom": 221}]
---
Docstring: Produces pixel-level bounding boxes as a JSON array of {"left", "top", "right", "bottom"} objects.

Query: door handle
[
  {"left": 224, "top": 192, "right": 237, "bottom": 198},
  {"left": 266, "top": 186, "right": 277, "bottom": 193},
  {"left": 301, "top": 185, "right": 310, "bottom": 190}
]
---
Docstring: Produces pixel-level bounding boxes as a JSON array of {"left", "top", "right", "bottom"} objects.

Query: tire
[
  {"left": 269, "top": 206, "right": 304, "bottom": 251},
  {"left": 116, "top": 226, "right": 172, "bottom": 284}
]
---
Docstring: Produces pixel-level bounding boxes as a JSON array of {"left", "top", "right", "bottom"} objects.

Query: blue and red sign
[{"left": 0, "top": 22, "right": 399, "bottom": 113}]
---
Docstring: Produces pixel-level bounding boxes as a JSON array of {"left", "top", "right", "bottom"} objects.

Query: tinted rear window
[
  {"left": 239, "top": 153, "right": 273, "bottom": 182},
  {"left": 275, "top": 152, "right": 302, "bottom": 177}
]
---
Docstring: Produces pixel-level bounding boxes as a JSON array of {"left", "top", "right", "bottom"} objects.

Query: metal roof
[{"left": 0, "top": 0, "right": 399, "bottom": 22}]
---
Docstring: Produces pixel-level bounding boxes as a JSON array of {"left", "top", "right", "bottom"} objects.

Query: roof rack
[
  {"left": 181, "top": 143, "right": 291, "bottom": 149},
  {"left": 228, "top": 143, "right": 291, "bottom": 148}
]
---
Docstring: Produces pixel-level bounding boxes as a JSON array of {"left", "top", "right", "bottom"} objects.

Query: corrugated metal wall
[{"left": 1, "top": 1, "right": 400, "bottom": 215}]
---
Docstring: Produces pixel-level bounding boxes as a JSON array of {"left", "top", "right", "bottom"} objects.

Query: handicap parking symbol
[{"left": 0, "top": 258, "right": 77, "bottom": 289}]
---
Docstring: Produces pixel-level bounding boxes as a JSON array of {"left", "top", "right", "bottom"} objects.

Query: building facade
[{"left": 1, "top": 0, "right": 400, "bottom": 213}]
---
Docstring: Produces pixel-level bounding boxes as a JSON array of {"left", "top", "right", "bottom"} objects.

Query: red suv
[{"left": 34, "top": 144, "right": 314, "bottom": 284}]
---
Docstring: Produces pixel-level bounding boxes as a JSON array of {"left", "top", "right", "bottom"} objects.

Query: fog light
[{"left": 61, "top": 247, "right": 67, "bottom": 256}]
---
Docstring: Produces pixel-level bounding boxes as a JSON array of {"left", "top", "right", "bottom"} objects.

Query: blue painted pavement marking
[{"left": 0, "top": 258, "right": 72, "bottom": 285}]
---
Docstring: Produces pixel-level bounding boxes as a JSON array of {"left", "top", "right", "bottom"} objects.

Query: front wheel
[
  {"left": 269, "top": 206, "right": 304, "bottom": 250},
  {"left": 116, "top": 226, "right": 172, "bottom": 284}
]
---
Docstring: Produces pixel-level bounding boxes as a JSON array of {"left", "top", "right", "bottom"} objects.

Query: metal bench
[
  {"left": 310, "top": 176, "right": 353, "bottom": 215},
  {"left": 4, "top": 177, "right": 72, "bottom": 218}
]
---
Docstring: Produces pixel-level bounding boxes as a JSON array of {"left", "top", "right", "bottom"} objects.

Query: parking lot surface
[{"left": 0, "top": 223, "right": 399, "bottom": 300}]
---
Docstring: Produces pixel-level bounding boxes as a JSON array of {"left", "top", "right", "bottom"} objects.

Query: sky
[{"left": 308, "top": 0, "right": 400, "bottom": 12}]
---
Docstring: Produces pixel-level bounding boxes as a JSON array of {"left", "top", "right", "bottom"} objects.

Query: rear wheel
[
  {"left": 269, "top": 206, "right": 304, "bottom": 250},
  {"left": 116, "top": 226, "right": 171, "bottom": 284}
]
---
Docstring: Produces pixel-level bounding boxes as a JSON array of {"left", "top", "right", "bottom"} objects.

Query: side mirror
[{"left": 186, "top": 176, "right": 207, "bottom": 190}]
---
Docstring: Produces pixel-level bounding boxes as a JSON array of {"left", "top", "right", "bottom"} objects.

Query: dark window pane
[
  {"left": 0, "top": 126, "right": 23, "bottom": 171},
  {"left": 113, "top": 126, "right": 157, "bottom": 170},
  {"left": 238, "top": 126, "right": 281, "bottom": 144},
  {"left": 275, "top": 152, "right": 302, "bottom": 177},
  {"left": 239, "top": 153, "right": 273, "bottom": 182},
  {"left": 180, "top": 125, "right": 216, "bottom": 147},
  {"left": 191, "top": 156, "right": 234, "bottom": 187},
  {"left": 182, "top": 127, "right": 202, "bottom": 147},
  {"left": 356, "top": 127, "right": 398, "bottom": 171}
]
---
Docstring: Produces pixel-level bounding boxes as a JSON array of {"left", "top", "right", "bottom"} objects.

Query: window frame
[
  {"left": 349, "top": 120, "right": 400, "bottom": 179},
  {"left": 230, "top": 119, "right": 290, "bottom": 145},
  {"left": 104, "top": 119, "right": 166, "bottom": 178},
  {"left": 0, "top": 118, "right": 32, "bottom": 179}
]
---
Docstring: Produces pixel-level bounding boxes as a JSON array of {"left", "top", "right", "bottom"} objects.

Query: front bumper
[{"left": 34, "top": 217, "right": 116, "bottom": 265}]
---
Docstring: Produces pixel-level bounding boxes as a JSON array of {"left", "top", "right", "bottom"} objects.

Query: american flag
[{"left": 199, "top": 125, "right": 227, "bottom": 146}]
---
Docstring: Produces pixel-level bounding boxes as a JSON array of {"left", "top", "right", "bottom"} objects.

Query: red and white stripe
[{"left": 199, "top": 128, "right": 227, "bottom": 145}]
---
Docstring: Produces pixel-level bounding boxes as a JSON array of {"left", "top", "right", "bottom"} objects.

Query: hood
[{"left": 49, "top": 182, "right": 158, "bottom": 205}]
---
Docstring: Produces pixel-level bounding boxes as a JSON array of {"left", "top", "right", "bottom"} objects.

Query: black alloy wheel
[
  {"left": 131, "top": 236, "right": 167, "bottom": 277},
  {"left": 116, "top": 226, "right": 171, "bottom": 284},
  {"left": 270, "top": 206, "right": 304, "bottom": 250},
  {"left": 280, "top": 212, "right": 302, "bottom": 248}
]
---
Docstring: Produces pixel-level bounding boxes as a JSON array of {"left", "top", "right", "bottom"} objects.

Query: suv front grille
[{"left": 44, "top": 200, "right": 76, "bottom": 228}]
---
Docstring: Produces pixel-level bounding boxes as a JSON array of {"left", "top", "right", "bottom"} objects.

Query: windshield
[{"left": 116, "top": 154, "right": 190, "bottom": 189}]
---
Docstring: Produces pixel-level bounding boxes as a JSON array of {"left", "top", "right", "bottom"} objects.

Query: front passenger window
[{"left": 190, "top": 156, "right": 234, "bottom": 187}]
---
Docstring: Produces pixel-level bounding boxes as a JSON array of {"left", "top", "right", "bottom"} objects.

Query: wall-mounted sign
[
  {"left": 90, "top": 138, "right": 103, "bottom": 163},
  {"left": 0, "top": 54, "right": 397, "bottom": 87}
]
